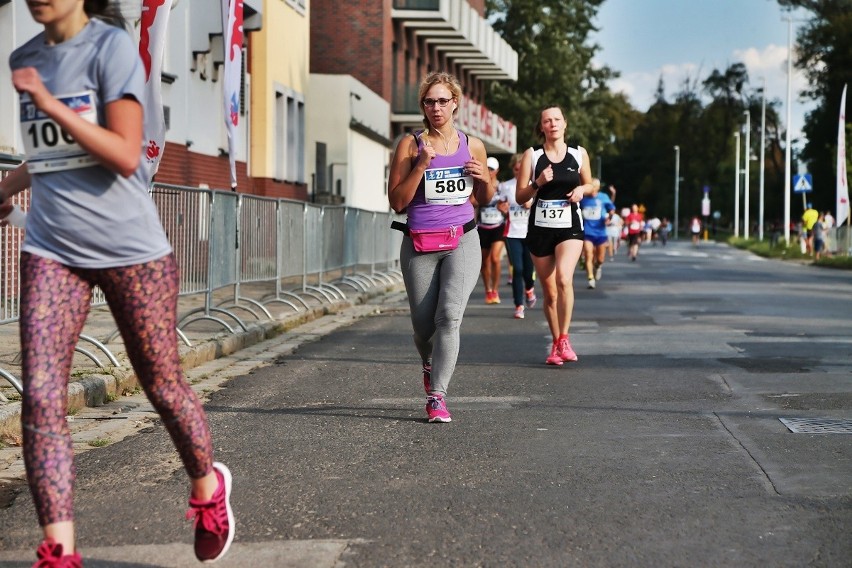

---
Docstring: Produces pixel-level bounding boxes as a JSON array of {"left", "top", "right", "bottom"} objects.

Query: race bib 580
[{"left": 424, "top": 166, "right": 474, "bottom": 205}]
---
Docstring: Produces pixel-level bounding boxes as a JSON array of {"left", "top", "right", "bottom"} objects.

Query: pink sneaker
[
  {"left": 525, "top": 288, "right": 537, "bottom": 308},
  {"left": 485, "top": 290, "right": 494, "bottom": 304},
  {"left": 33, "top": 539, "right": 82, "bottom": 568},
  {"left": 422, "top": 363, "right": 432, "bottom": 394},
  {"left": 426, "top": 395, "right": 452, "bottom": 422},
  {"left": 558, "top": 336, "right": 578, "bottom": 362},
  {"left": 514, "top": 305, "right": 525, "bottom": 319},
  {"left": 492, "top": 291, "right": 501, "bottom": 304},
  {"left": 186, "top": 462, "right": 235, "bottom": 563},
  {"left": 545, "top": 342, "right": 563, "bottom": 366}
]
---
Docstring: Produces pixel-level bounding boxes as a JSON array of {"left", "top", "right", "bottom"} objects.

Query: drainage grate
[{"left": 779, "top": 417, "right": 852, "bottom": 434}]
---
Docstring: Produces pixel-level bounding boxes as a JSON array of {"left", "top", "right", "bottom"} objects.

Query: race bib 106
[
  {"left": 424, "top": 166, "right": 474, "bottom": 205},
  {"left": 535, "top": 199, "right": 573, "bottom": 228},
  {"left": 20, "top": 90, "right": 98, "bottom": 173}
]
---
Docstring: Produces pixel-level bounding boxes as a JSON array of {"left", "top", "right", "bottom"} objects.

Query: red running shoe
[
  {"left": 426, "top": 394, "right": 452, "bottom": 422},
  {"left": 186, "top": 462, "right": 235, "bottom": 563},
  {"left": 33, "top": 539, "right": 82, "bottom": 568},
  {"left": 545, "top": 342, "right": 563, "bottom": 366},
  {"left": 558, "top": 336, "right": 578, "bottom": 362}
]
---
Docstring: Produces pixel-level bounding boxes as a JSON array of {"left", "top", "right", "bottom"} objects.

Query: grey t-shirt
[{"left": 10, "top": 19, "right": 171, "bottom": 268}]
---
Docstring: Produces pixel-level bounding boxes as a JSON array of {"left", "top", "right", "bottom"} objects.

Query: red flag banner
[
  {"left": 138, "top": 0, "right": 173, "bottom": 185},
  {"left": 222, "top": 0, "right": 244, "bottom": 189}
]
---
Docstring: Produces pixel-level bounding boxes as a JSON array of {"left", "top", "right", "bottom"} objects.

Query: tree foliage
[
  {"left": 484, "top": 0, "right": 621, "bottom": 156},
  {"left": 485, "top": 0, "right": 812, "bottom": 231},
  {"left": 778, "top": 0, "right": 852, "bottom": 211}
]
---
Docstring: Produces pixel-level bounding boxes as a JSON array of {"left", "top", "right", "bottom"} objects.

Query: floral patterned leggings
[{"left": 19, "top": 252, "right": 213, "bottom": 527}]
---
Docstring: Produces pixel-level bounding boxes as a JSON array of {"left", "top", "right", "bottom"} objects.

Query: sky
[{"left": 592, "top": 0, "right": 815, "bottom": 143}]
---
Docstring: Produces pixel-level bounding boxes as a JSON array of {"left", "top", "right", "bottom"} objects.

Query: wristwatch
[{"left": 530, "top": 180, "right": 539, "bottom": 191}]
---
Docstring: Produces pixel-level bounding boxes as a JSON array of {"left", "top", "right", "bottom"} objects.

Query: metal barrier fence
[
  {"left": 832, "top": 225, "right": 852, "bottom": 255},
  {"left": 0, "top": 171, "right": 403, "bottom": 395}
]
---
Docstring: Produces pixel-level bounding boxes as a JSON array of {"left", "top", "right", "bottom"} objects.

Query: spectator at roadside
[
  {"left": 813, "top": 212, "right": 827, "bottom": 260},
  {"left": 802, "top": 203, "right": 818, "bottom": 255}
]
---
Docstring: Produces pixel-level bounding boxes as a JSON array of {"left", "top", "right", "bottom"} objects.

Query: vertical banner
[
  {"left": 222, "top": 0, "right": 244, "bottom": 190},
  {"left": 138, "top": 0, "right": 173, "bottom": 185},
  {"left": 837, "top": 84, "right": 849, "bottom": 227}
]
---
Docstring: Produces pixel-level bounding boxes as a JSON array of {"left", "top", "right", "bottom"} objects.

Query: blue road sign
[{"left": 793, "top": 173, "right": 813, "bottom": 193}]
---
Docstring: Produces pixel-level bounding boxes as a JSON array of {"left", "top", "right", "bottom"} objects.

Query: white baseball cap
[{"left": 486, "top": 157, "right": 499, "bottom": 171}]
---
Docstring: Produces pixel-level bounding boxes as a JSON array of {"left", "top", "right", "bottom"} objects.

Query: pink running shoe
[
  {"left": 33, "top": 539, "right": 82, "bottom": 568},
  {"left": 545, "top": 342, "right": 564, "bottom": 366},
  {"left": 514, "top": 305, "right": 525, "bottom": 319},
  {"left": 525, "top": 288, "right": 537, "bottom": 308},
  {"left": 186, "top": 462, "right": 235, "bottom": 563},
  {"left": 426, "top": 395, "right": 452, "bottom": 422},
  {"left": 422, "top": 363, "right": 432, "bottom": 394},
  {"left": 558, "top": 336, "right": 578, "bottom": 362}
]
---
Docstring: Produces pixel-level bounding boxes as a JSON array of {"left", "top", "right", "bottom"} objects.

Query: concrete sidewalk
[{"left": 0, "top": 279, "right": 404, "bottom": 442}]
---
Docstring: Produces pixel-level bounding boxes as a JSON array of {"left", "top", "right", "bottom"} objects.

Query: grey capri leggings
[{"left": 400, "top": 228, "right": 481, "bottom": 395}]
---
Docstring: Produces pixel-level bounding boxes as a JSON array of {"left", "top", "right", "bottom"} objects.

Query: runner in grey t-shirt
[
  {"left": 0, "top": 4, "right": 234, "bottom": 565},
  {"left": 10, "top": 17, "right": 171, "bottom": 268}
]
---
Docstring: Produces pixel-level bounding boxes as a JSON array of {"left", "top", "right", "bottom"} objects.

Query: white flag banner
[
  {"left": 138, "top": 0, "right": 173, "bottom": 185},
  {"left": 837, "top": 84, "right": 849, "bottom": 227},
  {"left": 222, "top": 0, "right": 244, "bottom": 189}
]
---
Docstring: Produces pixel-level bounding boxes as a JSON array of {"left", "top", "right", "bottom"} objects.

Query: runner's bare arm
[
  {"left": 0, "top": 164, "right": 32, "bottom": 202},
  {"left": 388, "top": 134, "right": 433, "bottom": 213},
  {"left": 12, "top": 67, "right": 143, "bottom": 178},
  {"left": 467, "top": 137, "right": 494, "bottom": 205},
  {"left": 569, "top": 147, "right": 595, "bottom": 203},
  {"left": 515, "top": 149, "right": 536, "bottom": 203}
]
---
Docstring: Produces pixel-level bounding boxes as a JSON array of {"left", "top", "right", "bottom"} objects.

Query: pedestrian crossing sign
[{"left": 793, "top": 173, "right": 813, "bottom": 193}]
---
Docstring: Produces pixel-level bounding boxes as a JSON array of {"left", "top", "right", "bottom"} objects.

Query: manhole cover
[{"left": 779, "top": 417, "right": 852, "bottom": 434}]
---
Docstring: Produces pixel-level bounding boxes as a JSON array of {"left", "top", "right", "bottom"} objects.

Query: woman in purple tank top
[{"left": 388, "top": 71, "right": 493, "bottom": 423}]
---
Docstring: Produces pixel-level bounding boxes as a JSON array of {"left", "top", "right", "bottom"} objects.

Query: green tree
[
  {"left": 778, "top": 0, "right": 852, "bottom": 212},
  {"left": 484, "top": 0, "right": 616, "bottom": 156}
]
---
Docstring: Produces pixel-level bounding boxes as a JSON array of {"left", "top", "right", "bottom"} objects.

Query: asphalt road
[{"left": 0, "top": 240, "right": 850, "bottom": 567}]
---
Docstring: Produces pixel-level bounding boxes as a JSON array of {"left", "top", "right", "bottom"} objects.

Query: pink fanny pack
[{"left": 392, "top": 219, "right": 476, "bottom": 253}]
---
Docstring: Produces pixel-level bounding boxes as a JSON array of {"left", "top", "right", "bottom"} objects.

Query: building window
[
  {"left": 283, "top": 0, "right": 307, "bottom": 15},
  {"left": 274, "top": 86, "right": 305, "bottom": 183}
]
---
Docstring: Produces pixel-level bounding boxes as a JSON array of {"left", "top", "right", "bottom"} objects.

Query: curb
[{"left": 0, "top": 287, "right": 393, "bottom": 441}]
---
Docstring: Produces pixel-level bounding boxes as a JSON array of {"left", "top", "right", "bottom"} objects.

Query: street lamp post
[
  {"left": 783, "top": 15, "right": 793, "bottom": 245},
  {"left": 734, "top": 132, "right": 741, "bottom": 238},
  {"left": 674, "top": 145, "right": 680, "bottom": 240},
  {"left": 759, "top": 78, "right": 766, "bottom": 241},
  {"left": 743, "top": 110, "right": 751, "bottom": 239}
]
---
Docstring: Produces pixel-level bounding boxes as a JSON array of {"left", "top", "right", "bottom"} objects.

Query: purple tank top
[{"left": 406, "top": 130, "right": 475, "bottom": 230}]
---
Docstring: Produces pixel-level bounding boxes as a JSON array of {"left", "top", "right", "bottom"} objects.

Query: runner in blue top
[
  {"left": 580, "top": 179, "right": 615, "bottom": 289},
  {"left": 388, "top": 71, "right": 493, "bottom": 423},
  {"left": 0, "top": 2, "right": 233, "bottom": 565}
]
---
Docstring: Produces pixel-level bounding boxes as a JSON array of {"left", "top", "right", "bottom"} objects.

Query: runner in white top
[
  {"left": 477, "top": 157, "right": 507, "bottom": 304},
  {"left": 497, "top": 153, "right": 537, "bottom": 318}
]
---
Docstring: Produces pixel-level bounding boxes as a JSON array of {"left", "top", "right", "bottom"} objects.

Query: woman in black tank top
[{"left": 514, "top": 105, "right": 595, "bottom": 366}]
